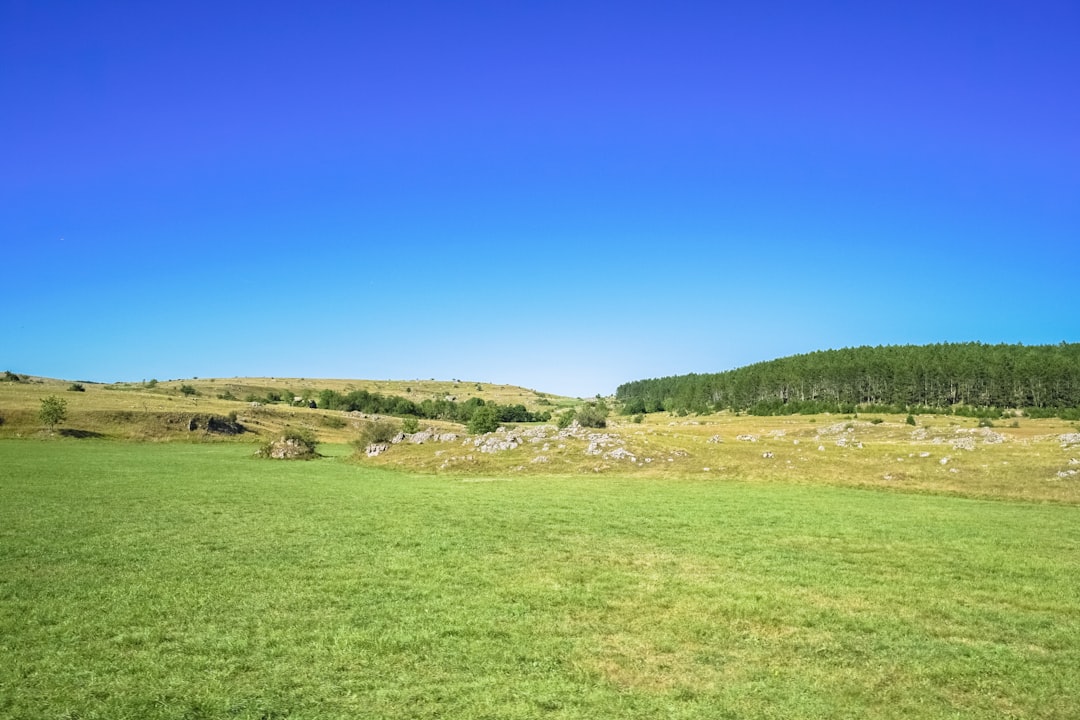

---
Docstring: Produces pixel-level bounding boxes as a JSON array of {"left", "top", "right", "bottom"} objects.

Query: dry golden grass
[
  {"left": 361, "top": 411, "right": 1080, "bottom": 504},
  {"left": 0, "top": 375, "right": 570, "bottom": 445}
]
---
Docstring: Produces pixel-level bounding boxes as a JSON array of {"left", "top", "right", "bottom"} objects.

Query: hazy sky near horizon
[{"left": 4, "top": 1, "right": 1078, "bottom": 397}]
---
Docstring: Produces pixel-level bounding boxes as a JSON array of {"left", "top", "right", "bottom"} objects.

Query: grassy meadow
[
  {"left": 2, "top": 376, "right": 1080, "bottom": 717},
  {"left": 2, "top": 438, "right": 1079, "bottom": 719}
]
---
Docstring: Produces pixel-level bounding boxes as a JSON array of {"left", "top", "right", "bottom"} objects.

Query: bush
[
  {"left": 2, "top": 370, "right": 23, "bottom": 383},
  {"left": 978, "top": 417, "right": 995, "bottom": 428},
  {"left": 575, "top": 403, "right": 608, "bottom": 429},
  {"left": 632, "top": 414, "right": 644, "bottom": 424},
  {"left": 180, "top": 384, "right": 197, "bottom": 396},
  {"left": 906, "top": 414, "right": 917, "bottom": 426},
  {"left": 401, "top": 416, "right": 420, "bottom": 434},
  {"left": 556, "top": 410, "right": 576, "bottom": 429},
  {"left": 68, "top": 383, "right": 85, "bottom": 392},
  {"left": 358, "top": 419, "right": 400, "bottom": 446},
  {"left": 217, "top": 390, "right": 237, "bottom": 401},
  {"left": 320, "top": 415, "right": 347, "bottom": 430}
]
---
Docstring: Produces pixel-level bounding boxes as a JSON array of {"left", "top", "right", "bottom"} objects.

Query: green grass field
[{"left": 2, "top": 440, "right": 1078, "bottom": 719}]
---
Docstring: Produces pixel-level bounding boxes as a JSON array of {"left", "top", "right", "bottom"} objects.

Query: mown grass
[{"left": 2, "top": 440, "right": 1078, "bottom": 719}]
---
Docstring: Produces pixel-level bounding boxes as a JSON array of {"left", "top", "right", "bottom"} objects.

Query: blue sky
[{"left": 3, "top": 1, "right": 1078, "bottom": 397}]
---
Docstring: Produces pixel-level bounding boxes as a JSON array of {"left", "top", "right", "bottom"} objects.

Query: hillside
[
  {"left": 616, "top": 343, "right": 1080, "bottom": 417},
  {"left": 0, "top": 374, "right": 576, "bottom": 443}
]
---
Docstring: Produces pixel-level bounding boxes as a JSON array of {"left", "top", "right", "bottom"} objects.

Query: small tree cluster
[{"left": 467, "top": 404, "right": 500, "bottom": 434}]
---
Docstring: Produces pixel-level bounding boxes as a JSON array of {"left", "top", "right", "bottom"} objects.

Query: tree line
[
  {"left": 616, "top": 343, "right": 1080, "bottom": 417},
  {"left": 315, "top": 388, "right": 551, "bottom": 424}
]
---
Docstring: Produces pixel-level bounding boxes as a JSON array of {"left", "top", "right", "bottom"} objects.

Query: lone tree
[{"left": 39, "top": 395, "right": 68, "bottom": 431}]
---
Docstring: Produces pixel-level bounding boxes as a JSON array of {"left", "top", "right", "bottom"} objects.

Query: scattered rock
[
  {"left": 736, "top": 434, "right": 758, "bottom": 442},
  {"left": 261, "top": 437, "right": 317, "bottom": 460},
  {"left": 408, "top": 429, "right": 435, "bottom": 444},
  {"left": 951, "top": 437, "right": 976, "bottom": 451},
  {"left": 366, "top": 442, "right": 389, "bottom": 457}
]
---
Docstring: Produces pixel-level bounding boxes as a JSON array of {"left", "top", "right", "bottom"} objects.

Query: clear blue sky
[{"left": 3, "top": 1, "right": 1078, "bottom": 397}]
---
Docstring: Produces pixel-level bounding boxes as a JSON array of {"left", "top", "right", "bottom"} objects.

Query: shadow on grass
[{"left": 58, "top": 428, "right": 106, "bottom": 439}]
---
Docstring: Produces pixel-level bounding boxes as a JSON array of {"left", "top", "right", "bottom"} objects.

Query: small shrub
[
  {"left": 632, "top": 414, "right": 644, "bottom": 424},
  {"left": 146, "top": 379, "right": 158, "bottom": 388},
  {"left": 869, "top": 418, "right": 884, "bottom": 425},
  {"left": 556, "top": 410, "right": 576, "bottom": 429},
  {"left": 401, "top": 416, "right": 420, "bottom": 434},
  {"left": 906, "top": 414, "right": 917, "bottom": 426},
  {"left": 2, "top": 370, "right": 23, "bottom": 383},
  {"left": 68, "top": 383, "right": 85, "bottom": 392},
  {"left": 320, "top": 415, "right": 347, "bottom": 430},
  {"left": 978, "top": 418, "right": 995, "bottom": 428},
  {"left": 180, "top": 384, "right": 197, "bottom": 396},
  {"left": 358, "top": 419, "right": 400, "bottom": 446},
  {"left": 576, "top": 404, "right": 608, "bottom": 429},
  {"left": 217, "top": 390, "right": 237, "bottom": 401}
]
